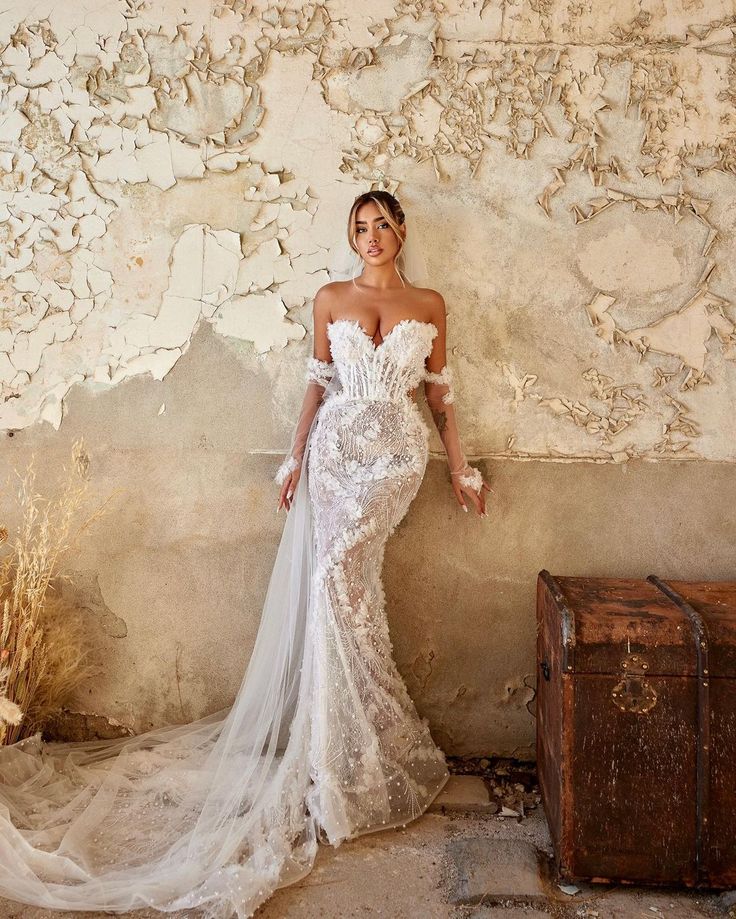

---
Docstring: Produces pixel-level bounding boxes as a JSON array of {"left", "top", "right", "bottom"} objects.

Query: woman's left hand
[{"left": 452, "top": 476, "right": 492, "bottom": 517}]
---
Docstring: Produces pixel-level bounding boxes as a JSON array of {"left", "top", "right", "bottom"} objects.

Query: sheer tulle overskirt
[
  {"left": 0, "top": 402, "right": 325, "bottom": 919},
  {"left": 0, "top": 363, "right": 449, "bottom": 918}
]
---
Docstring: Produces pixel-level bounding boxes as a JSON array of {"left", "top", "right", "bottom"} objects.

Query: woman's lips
[{"left": 367, "top": 247, "right": 382, "bottom": 255}]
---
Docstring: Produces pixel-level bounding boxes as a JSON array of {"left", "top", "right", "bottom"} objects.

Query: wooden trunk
[{"left": 536, "top": 571, "right": 736, "bottom": 888}]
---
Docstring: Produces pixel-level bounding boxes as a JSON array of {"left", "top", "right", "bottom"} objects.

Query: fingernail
[{"left": 462, "top": 505, "right": 468, "bottom": 512}]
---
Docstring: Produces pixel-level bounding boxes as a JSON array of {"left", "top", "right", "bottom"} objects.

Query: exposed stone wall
[{"left": 1, "top": 1, "right": 734, "bottom": 754}]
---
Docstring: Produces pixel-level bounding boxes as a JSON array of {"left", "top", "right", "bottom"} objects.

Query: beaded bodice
[{"left": 324, "top": 317, "right": 438, "bottom": 403}]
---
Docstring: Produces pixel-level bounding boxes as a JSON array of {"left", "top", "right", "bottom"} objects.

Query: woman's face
[{"left": 353, "top": 200, "right": 404, "bottom": 268}]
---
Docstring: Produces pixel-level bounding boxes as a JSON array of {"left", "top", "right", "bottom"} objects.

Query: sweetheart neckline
[{"left": 327, "top": 317, "right": 438, "bottom": 350}]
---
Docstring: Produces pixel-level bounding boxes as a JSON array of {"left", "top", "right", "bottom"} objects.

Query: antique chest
[{"left": 536, "top": 571, "right": 736, "bottom": 888}]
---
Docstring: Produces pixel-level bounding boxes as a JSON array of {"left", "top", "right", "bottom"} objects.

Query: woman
[
  {"left": 0, "top": 191, "right": 489, "bottom": 918},
  {"left": 274, "top": 188, "right": 489, "bottom": 845}
]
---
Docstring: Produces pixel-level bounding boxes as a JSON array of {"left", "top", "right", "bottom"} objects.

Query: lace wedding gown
[{"left": 0, "top": 315, "right": 479, "bottom": 918}]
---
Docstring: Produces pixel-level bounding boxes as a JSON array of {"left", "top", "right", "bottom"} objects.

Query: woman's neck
[{"left": 354, "top": 263, "right": 405, "bottom": 291}]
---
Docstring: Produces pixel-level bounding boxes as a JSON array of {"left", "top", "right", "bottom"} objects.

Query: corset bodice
[{"left": 324, "top": 318, "right": 438, "bottom": 404}]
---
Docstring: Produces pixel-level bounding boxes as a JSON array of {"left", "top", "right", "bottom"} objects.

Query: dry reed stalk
[{"left": 0, "top": 438, "right": 117, "bottom": 744}]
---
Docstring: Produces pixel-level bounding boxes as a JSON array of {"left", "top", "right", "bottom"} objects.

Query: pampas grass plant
[{"left": 0, "top": 438, "right": 115, "bottom": 745}]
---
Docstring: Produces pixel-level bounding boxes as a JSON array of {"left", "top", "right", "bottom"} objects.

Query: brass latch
[{"left": 611, "top": 653, "right": 658, "bottom": 714}]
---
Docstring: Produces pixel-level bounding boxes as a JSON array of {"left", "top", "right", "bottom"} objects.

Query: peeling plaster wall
[{"left": 1, "top": 1, "right": 735, "bottom": 754}]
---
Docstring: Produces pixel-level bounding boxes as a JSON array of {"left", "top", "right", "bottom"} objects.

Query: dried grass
[{"left": 0, "top": 438, "right": 117, "bottom": 745}]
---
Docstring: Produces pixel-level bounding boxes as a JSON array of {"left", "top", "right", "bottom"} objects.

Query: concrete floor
[
  {"left": 255, "top": 777, "right": 732, "bottom": 919},
  {"left": 0, "top": 776, "right": 732, "bottom": 919}
]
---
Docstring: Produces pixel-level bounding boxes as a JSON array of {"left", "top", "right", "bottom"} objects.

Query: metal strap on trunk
[
  {"left": 648, "top": 575, "right": 711, "bottom": 886},
  {"left": 538, "top": 570, "right": 576, "bottom": 674}
]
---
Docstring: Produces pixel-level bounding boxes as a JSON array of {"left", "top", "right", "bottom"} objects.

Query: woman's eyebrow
[{"left": 355, "top": 217, "right": 385, "bottom": 224}]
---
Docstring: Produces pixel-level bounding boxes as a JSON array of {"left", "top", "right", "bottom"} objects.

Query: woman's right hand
[{"left": 277, "top": 468, "right": 301, "bottom": 513}]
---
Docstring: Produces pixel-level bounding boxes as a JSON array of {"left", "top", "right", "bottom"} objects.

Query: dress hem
[{"left": 326, "top": 766, "right": 451, "bottom": 848}]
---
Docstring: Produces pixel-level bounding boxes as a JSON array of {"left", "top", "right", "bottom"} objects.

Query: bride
[{"left": 0, "top": 190, "right": 490, "bottom": 918}]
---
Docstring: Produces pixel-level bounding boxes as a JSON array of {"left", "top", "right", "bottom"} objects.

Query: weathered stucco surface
[{"left": 0, "top": 0, "right": 735, "bottom": 754}]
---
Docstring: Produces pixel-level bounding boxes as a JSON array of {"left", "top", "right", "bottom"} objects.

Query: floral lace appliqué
[{"left": 303, "top": 318, "right": 449, "bottom": 843}]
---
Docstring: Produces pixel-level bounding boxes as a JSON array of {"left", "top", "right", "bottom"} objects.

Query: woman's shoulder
[
  {"left": 314, "top": 279, "right": 350, "bottom": 304},
  {"left": 313, "top": 281, "right": 350, "bottom": 328},
  {"left": 317, "top": 279, "right": 351, "bottom": 292},
  {"left": 409, "top": 285, "right": 446, "bottom": 323},
  {"left": 410, "top": 284, "right": 444, "bottom": 304}
]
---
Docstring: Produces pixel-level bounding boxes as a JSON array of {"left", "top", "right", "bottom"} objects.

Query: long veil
[
  {"left": 0, "top": 374, "right": 339, "bottom": 918},
  {"left": 0, "top": 212, "right": 429, "bottom": 917}
]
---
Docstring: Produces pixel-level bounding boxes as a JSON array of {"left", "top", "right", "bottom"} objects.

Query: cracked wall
[{"left": 1, "top": 0, "right": 735, "bottom": 754}]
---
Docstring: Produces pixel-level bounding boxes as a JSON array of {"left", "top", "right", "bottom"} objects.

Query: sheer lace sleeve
[
  {"left": 422, "top": 309, "right": 483, "bottom": 495},
  {"left": 274, "top": 357, "right": 334, "bottom": 485}
]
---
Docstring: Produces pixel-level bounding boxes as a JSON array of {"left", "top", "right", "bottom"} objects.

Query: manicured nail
[{"left": 462, "top": 505, "right": 468, "bottom": 512}]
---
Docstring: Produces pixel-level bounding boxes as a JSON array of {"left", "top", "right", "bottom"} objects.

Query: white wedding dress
[{"left": 0, "top": 314, "right": 479, "bottom": 918}]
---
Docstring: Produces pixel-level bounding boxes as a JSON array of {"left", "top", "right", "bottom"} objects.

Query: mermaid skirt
[{"left": 305, "top": 395, "right": 450, "bottom": 843}]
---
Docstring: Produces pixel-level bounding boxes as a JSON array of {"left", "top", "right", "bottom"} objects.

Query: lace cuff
[
  {"left": 274, "top": 455, "right": 300, "bottom": 485},
  {"left": 452, "top": 465, "right": 483, "bottom": 492},
  {"left": 424, "top": 365, "right": 455, "bottom": 404},
  {"left": 307, "top": 357, "right": 334, "bottom": 387}
]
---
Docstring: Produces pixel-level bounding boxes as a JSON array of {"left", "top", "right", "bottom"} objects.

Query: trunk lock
[{"left": 611, "top": 653, "right": 658, "bottom": 714}]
